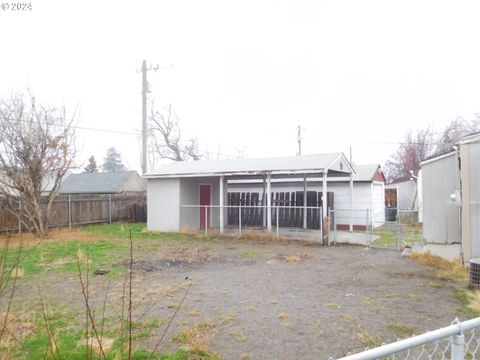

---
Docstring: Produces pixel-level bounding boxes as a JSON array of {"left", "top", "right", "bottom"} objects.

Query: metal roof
[
  {"left": 351, "top": 164, "right": 382, "bottom": 182},
  {"left": 228, "top": 164, "right": 381, "bottom": 185},
  {"left": 59, "top": 171, "right": 140, "bottom": 194},
  {"left": 145, "top": 153, "right": 353, "bottom": 178}
]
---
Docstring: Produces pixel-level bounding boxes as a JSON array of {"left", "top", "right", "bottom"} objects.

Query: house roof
[
  {"left": 351, "top": 164, "right": 383, "bottom": 182},
  {"left": 59, "top": 171, "right": 141, "bottom": 194},
  {"left": 459, "top": 131, "right": 480, "bottom": 145},
  {"left": 145, "top": 153, "right": 354, "bottom": 179}
]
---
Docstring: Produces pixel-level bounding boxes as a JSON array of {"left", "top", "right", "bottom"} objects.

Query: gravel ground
[{"left": 9, "top": 240, "right": 466, "bottom": 359}]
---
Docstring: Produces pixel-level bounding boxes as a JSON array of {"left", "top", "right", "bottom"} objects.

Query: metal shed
[
  {"left": 420, "top": 152, "right": 459, "bottom": 244},
  {"left": 144, "top": 153, "right": 354, "bottom": 234}
]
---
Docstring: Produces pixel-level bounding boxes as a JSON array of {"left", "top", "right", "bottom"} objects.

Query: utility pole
[
  {"left": 140, "top": 60, "right": 161, "bottom": 175},
  {"left": 297, "top": 125, "right": 302, "bottom": 155},
  {"left": 141, "top": 60, "right": 148, "bottom": 175}
]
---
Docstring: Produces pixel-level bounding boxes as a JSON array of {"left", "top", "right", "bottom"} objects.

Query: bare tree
[
  {"left": 385, "top": 115, "right": 480, "bottom": 183},
  {"left": 0, "top": 93, "right": 76, "bottom": 236},
  {"left": 150, "top": 104, "right": 200, "bottom": 161},
  {"left": 384, "top": 128, "right": 435, "bottom": 183},
  {"left": 435, "top": 116, "right": 480, "bottom": 155}
]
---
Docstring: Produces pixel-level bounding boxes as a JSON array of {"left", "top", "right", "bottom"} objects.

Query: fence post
[
  {"left": 396, "top": 212, "right": 401, "bottom": 250},
  {"left": 68, "top": 195, "right": 72, "bottom": 229},
  {"left": 276, "top": 206, "right": 279, "bottom": 240},
  {"left": 109, "top": 194, "right": 112, "bottom": 224},
  {"left": 204, "top": 206, "right": 208, "bottom": 236},
  {"left": 366, "top": 209, "right": 371, "bottom": 246},
  {"left": 18, "top": 201, "right": 21, "bottom": 234},
  {"left": 238, "top": 205, "right": 242, "bottom": 234},
  {"left": 451, "top": 333, "right": 465, "bottom": 360}
]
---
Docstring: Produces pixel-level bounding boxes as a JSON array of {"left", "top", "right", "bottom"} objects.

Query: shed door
[{"left": 200, "top": 184, "right": 211, "bottom": 229}]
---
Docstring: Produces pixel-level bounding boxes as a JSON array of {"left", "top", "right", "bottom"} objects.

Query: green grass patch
[
  {"left": 6, "top": 239, "right": 126, "bottom": 277},
  {"left": 372, "top": 224, "right": 424, "bottom": 247},
  {"left": 84, "top": 223, "right": 215, "bottom": 243},
  {"left": 454, "top": 289, "right": 480, "bottom": 318},
  {"left": 241, "top": 250, "right": 262, "bottom": 258},
  {"left": 10, "top": 306, "right": 194, "bottom": 360}
]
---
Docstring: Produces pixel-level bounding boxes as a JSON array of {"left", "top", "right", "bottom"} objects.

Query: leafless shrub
[{"left": 0, "top": 92, "right": 76, "bottom": 237}]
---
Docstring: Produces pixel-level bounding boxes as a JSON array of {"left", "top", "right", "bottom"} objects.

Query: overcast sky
[{"left": 1, "top": 0, "right": 480, "bottom": 172}]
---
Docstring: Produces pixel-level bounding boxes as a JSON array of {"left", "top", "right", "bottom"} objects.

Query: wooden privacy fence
[
  {"left": 0, "top": 193, "right": 147, "bottom": 232},
  {"left": 227, "top": 191, "right": 334, "bottom": 229}
]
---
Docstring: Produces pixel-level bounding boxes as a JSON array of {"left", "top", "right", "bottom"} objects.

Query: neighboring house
[
  {"left": 41, "top": 170, "right": 72, "bottom": 196},
  {"left": 144, "top": 153, "right": 354, "bottom": 233},
  {"left": 59, "top": 171, "right": 146, "bottom": 195},
  {"left": 420, "top": 132, "right": 480, "bottom": 261},
  {"left": 228, "top": 164, "right": 386, "bottom": 230},
  {"left": 384, "top": 179, "right": 418, "bottom": 222}
]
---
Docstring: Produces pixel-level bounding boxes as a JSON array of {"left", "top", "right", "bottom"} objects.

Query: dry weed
[
  {"left": 228, "top": 330, "right": 246, "bottom": 342},
  {"left": 173, "top": 323, "right": 217, "bottom": 356},
  {"left": 277, "top": 312, "right": 289, "bottom": 321},
  {"left": 410, "top": 252, "right": 467, "bottom": 282},
  {"left": 219, "top": 313, "right": 236, "bottom": 325},
  {"left": 245, "top": 306, "right": 257, "bottom": 312}
]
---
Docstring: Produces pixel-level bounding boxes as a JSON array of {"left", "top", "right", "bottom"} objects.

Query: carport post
[
  {"left": 219, "top": 176, "right": 224, "bottom": 233},
  {"left": 266, "top": 172, "right": 272, "bottom": 231},
  {"left": 322, "top": 171, "right": 328, "bottom": 218}
]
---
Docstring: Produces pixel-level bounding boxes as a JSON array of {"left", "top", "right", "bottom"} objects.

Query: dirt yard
[{"left": 3, "top": 226, "right": 469, "bottom": 359}]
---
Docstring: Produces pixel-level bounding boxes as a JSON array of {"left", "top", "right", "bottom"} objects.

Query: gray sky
[{"left": 2, "top": 0, "right": 480, "bottom": 172}]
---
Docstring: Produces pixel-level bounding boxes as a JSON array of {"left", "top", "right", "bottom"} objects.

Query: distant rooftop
[{"left": 59, "top": 171, "right": 143, "bottom": 194}]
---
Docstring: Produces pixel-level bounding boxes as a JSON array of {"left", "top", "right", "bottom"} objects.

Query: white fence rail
[{"left": 331, "top": 317, "right": 480, "bottom": 360}]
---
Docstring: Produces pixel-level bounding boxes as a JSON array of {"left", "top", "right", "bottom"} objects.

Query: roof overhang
[
  {"left": 144, "top": 153, "right": 355, "bottom": 180},
  {"left": 420, "top": 151, "right": 455, "bottom": 167}
]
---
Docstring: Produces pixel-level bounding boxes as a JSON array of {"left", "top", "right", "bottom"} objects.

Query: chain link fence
[
  {"left": 179, "top": 204, "right": 329, "bottom": 242},
  {"left": 330, "top": 317, "right": 480, "bottom": 360}
]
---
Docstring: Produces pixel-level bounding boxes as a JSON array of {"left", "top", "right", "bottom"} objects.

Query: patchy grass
[
  {"left": 388, "top": 322, "right": 418, "bottom": 338},
  {"left": 455, "top": 289, "right": 480, "bottom": 318},
  {"left": 173, "top": 323, "right": 219, "bottom": 360},
  {"left": 5, "top": 239, "right": 126, "bottom": 277},
  {"left": 372, "top": 224, "right": 423, "bottom": 247},
  {"left": 9, "top": 306, "right": 190, "bottom": 360},
  {"left": 241, "top": 250, "right": 262, "bottom": 258},
  {"left": 85, "top": 223, "right": 210, "bottom": 242},
  {"left": 410, "top": 252, "right": 467, "bottom": 282}
]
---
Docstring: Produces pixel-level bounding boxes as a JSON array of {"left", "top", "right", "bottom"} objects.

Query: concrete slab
[{"left": 412, "top": 243, "right": 462, "bottom": 262}]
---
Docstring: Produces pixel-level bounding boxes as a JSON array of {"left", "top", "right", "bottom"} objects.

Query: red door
[{"left": 199, "top": 184, "right": 211, "bottom": 229}]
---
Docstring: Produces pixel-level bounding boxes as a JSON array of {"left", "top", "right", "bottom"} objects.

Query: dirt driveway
[{"left": 10, "top": 236, "right": 467, "bottom": 359}]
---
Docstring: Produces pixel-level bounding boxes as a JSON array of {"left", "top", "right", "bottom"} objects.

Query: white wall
[
  {"left": 147, "top": 178, "right": 180, "bottom": 232},
  {"left": 179, "top": 176, "right": 226, "bottom": 231},
  {"left": 372, "top": 182, "right": 386, "bottom": 226},
  {"left": 422, "top": 154, "right": 459, "bottom": 244}
]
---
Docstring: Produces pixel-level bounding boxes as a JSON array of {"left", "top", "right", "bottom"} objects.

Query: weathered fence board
[{"left": 0, "top": 193, "right": 146, "bottom": 232}]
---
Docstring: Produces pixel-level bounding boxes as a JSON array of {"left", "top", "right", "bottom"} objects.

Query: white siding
[
  {"left": 467, "top": 142, "right": 480, "bottom": 258},
  {"left": 372, "top": 182, "right": 386, "bottom": 226},
  {"left": 147, "top": 178, "right": 180, "bottom": 232},
  {"left": 422, "top": 154, "right": 459, "bottom": 244}
]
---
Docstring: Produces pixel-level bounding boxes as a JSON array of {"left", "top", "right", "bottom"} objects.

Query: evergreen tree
[
  {"left": 102, "top": 147, "right": 126, "bottom": 172},
  {"left": 84, "top": 155, "right": 98, "bottom": 173}
]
